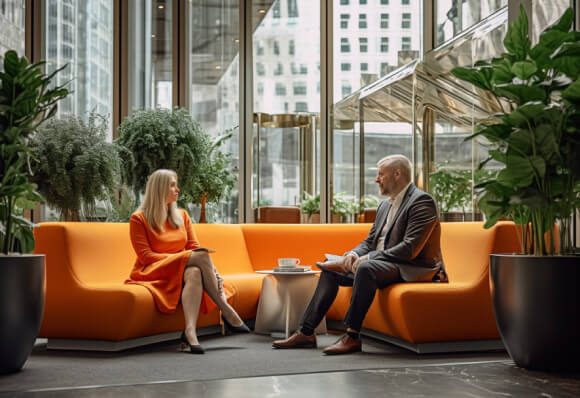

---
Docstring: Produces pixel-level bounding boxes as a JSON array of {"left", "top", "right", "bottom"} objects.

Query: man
[{"left": 272, "top": 154, "right": 447, "bottom": 355}]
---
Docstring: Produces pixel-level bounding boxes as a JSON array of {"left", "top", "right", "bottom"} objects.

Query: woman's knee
[{"left": 184, "top": 266, "right": 202, "bottom": 284}]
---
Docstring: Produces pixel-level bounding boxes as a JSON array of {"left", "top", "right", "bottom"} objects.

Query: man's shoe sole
[
  {"left": 272, "top": 342, "right": 317, "bottom": 349},
  {"left": 322, "top": 346, "right": 362, "bottom": 355}
]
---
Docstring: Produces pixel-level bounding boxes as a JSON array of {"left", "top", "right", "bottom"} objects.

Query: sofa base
[
  {"left": 46, "top": 325, "right": 221, "bottom": 352},
  {"left": 360, "top": 328, "right": 505, "bottom": 354}
]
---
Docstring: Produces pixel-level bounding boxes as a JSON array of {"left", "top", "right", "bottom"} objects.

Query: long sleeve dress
[{"left": 126, "top": 209, "right": 223, "bottom": 314}]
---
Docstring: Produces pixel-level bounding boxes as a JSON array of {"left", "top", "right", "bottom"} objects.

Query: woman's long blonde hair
[{"left": 139, "top": 169, "right": 184, "bottom": 231}]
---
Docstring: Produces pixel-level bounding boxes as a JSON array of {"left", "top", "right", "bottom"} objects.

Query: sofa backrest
[
  {"left": 440, "top": 222, "right": 497, "bottom": 284},
  {"left": 190, "top": 224, "right": 254, "bottom": 274},
  {"left": 35, "top": 222, "right": 135, "bottom": 284},
  {"left": 241, "top": 224, "right": 371, "bottom": 270}
]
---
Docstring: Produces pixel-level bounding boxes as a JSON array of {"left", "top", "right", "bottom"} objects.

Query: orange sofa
[{"left": 34, "top": 221, "right": 518, "bottom": 352}]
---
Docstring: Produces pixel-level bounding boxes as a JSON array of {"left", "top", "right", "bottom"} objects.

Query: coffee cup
[{"left": 277, "top": 258, "right": 300, "bottom": 268}]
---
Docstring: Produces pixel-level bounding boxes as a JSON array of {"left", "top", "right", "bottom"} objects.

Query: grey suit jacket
[{"left": 351, "top": 184, "right": 446, "bottom": 282}]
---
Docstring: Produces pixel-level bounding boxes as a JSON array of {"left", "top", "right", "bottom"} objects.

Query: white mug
[{"left": 277, "top": 258, "right": 300, "bottom": 268}]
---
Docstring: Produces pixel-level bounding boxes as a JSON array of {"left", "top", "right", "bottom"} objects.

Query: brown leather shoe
[
  {"left": 322, "top": 334, "right": 362, "bottom": 355},
  {"left": 272, "top": 331, "right": 317, "bottom": 349}
]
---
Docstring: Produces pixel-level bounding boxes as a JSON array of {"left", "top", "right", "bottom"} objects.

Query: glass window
[
  {"left": 274, "top": 63, "right": 283, "bottom": 75},
  {"left": 381, "top": 0, "right": 389, "bottom": 4},
  {"left": 341, "top": 38, "right": 350, "bottom": 52},
  {"left": 0, "top": 0, "right": 25, "bottom": 62},
  {"left": 402, "top": 12, "right": 411, "bottom": 29},
  {"left": 293, "top": 81, "right": 307, "bottom": 95},
  {"left": 299, "top": 63, "right": 308, "bottom": 74},
  {"left": 361, "top": 62, "right": 368, "bottom": 71},
  {"left": 187, "top": 0, "right": 240, "bottom": 223},
  {"left": 402, "top": 0, "right": 410, "bottom": 4},
  {"left": 359, "top": 0, "right": 367, "bottom": 4},
  {"left": 340, "top": 13, "right": 349, "bottom": 29},
  {"left": 273, "top": 1, "right": 280, "bottom": 18},
  {"left": 340, "top": 0, "right": 349, "bottom": 4},
  {"left": 380, "top": 62, "right": 390, "bottom": 75},
  {"left": 275, "top": 83, "right": 286, "bottom": 96},
  {"left": 401, "top": 36, "right": 411, "bottom": 50},
  {"left": 257, "top": 82, "right": 264, "bottom": 95},
  {"left": 257, "top": 41, "right": 264, "bottom": 55},
  {"left": 358, "top": 13, "right": 367, "bottom": 29},
  {"left": 359, "top": 37, "right": 368, "bottom": 53},
  {"left": 128, "top": 0, "right": 171, "bottom": 112},
  {"left": 380, "top": 13, "right": 389, "bottom": 29},
  {"left": 273, "top": 40, "right": 280, "bottom": 55},
  {"left": 257, "top": 62, "right": 265, "bottom": 76},
  {"left": 380, "top": 37, "right": 389, "bottom": 52},
  {"left": 342, "top": 83, "right": 352, "bottom": 97},
  {"left": 44, "top": 0, "right": 114, "bottom": 138},
  {"left": 289, "top": 39, "right": 295, "bottom": 55},
  {"left": 288, "top": 0, "right": 298, "bottom": 18},
  {"left": 295, "top": 101, "right": 308, "bottom": 112},
  {"left": 341, "top": 62, "right": 351, "bottom": 71}
]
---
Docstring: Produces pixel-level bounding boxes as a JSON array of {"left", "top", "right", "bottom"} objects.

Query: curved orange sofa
[{"left": 34, "top": 221, "right": 518, "bottom": 352}]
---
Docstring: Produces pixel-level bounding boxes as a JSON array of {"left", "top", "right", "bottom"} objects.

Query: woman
[{"left": 126, "top": 169, "right": 250, "bottom": 354}]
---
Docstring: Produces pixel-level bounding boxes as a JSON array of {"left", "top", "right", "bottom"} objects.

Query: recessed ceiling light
[
  {"left": 151, "top": 34, "right": 156, "bottom": 38},
  {"left": 158, "top": 4, "right": 164, "bottom": 9},
  {"left": 258, "top": 9, "right": 266, "bottom": 14},
  {"left": 234, "top": 38, "right": 239, "bottom": 43},
  {"left": 215, "top": 65, "right": 222, "bottom": 70}
]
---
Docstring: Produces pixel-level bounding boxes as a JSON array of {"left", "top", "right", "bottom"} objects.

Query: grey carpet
[{"left": 0, "top": 333, "right": 509, "bottom": 393}]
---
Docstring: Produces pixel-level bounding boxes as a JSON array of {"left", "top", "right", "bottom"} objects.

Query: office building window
[
  {"left": 341, "top": 38, "right": 350, "bottom": 52},
  {"left": 381, "top": 0, "right": 389, "bottom": 4},
  {"left": 361, "top": 62, "right": 368, "bottom": 71},
  {"left": 256, "top": 41, "right": 264, "bottom": 56},
  {"left": 275, "top": 83, "right": 286, "bottom": 96},
  {"left": 380, "top": 13, "right": 389, "bottom": 29},
  {"left": 274, "top": 63, "right": 283, "bottom": 75},
  {"left": 380, "top": 62, "right": 390, "bottom": 75},
  {"left": 340, "top": 13, "right": 349, "bottom": 29},
  {"left": 359, "top": 0, "right": 367, "bottom": 4},
  {"left": 300, "top": 64, "right": 308, "bottom": 74},
  {"left": 295, "top": 101, "right": 308, "bottom": 112},
  {"left": 257, "top": 82, "right": 264, "bottom": 95},
  {"left": 402, "top": 0, "right": 410, "bottom": 5},
  {"left": 380, "top": 37, "right": 389, "bottom": 52},
  {"left": 293, "top": 81, "right": 307, "bottom": 95},
  {"left": 288, "top": 0, "right": 298, "bottom": 18},
  {"left": 359, "top": 37, "right": 368, "bottom": 53},
  {"left": 358, "top": 14, "right": 367, "bottom": 29},
  {"left": 257, "top": 62, "right": 265, "bottom": 76},
  {"left": 402, "top": 36, "right": 411, "bottom": 50},
  {"left": 402, "top": 13, "right": 411, "bottom": 29},
  {"left": 273, "top": 1, "right": 280, "bottom": 18},
  {"left": 340, "top": 0, "right": 349, "bottom": 4},
  {"left": 289, "top": 39, "right": 295, "bottom": 55},
  {"left": 341, "top": 63, "right": 351, "bottom": 71},
  {"left": 273, "top": 40, "right": 280, "bottom": 55},
  {"left": 342, "top": 83, "right": 352, "bottom": 97}
]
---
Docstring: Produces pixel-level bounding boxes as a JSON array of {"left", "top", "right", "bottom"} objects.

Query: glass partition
[
  {"left": 128, "top": 0, "right": 172, "bottom": 111},
  {"left": 187, "top": 0, "right": 240, "bottom": 223},
  {"left": 43, "top": 0, "right": 114, "bottom": 139},
  {"left": 251, "top": 0, "right": 321, "bottom": 223},
  {"left": 0, "top": 0, "right": 25, "bottom": 62}
]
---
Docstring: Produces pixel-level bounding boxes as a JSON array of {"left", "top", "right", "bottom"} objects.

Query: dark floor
[{"left": 2, "top": 333, "right": 580, "bottom": 397}]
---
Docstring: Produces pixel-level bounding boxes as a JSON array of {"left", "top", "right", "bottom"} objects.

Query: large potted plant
[
  {"left": 452, "top": 7, "right": 580, "bottom": 371},
  {"left": 30, "top": 113, "right": 121, "bottom": 221},
  {"left": 0, "top": 50, "right": 68, "bottom": 373},
  {"left": 116, "top": 108, "right": 207, "bottom": 208},
  {"left": 190, "top": 130, "right": 236, "bottom": 223}
]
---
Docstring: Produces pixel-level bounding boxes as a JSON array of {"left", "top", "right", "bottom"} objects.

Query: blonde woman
[{"left": 126, "top": 169, "right": 249, "bottom": 354}]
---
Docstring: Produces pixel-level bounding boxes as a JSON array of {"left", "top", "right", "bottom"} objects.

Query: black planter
[
  {"left": 0, "top": 255, "right": 45, "bottom": 374},
  {"left": 490, "top": 254, "right": 580, "bottom": 371}
]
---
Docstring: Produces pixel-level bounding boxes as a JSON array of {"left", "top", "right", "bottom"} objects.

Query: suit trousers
[{"left": 300, "top": 260, "right": 403, "bottom": 334}]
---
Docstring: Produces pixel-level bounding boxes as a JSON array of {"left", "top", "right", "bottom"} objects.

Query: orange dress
[{"left": 126, "top": 209, "right": 219, "bottom": 314}]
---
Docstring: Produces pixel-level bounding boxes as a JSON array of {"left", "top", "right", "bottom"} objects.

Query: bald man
[{"left": 273, "top": 154, "right": 447, "bottom": 355}]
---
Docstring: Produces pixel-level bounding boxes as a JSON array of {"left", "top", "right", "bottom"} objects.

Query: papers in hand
[
  {"left": 324, "top": 253, "right": 343, "bottom": 262},
  {"left": 273, "top": 265, "right": 311, "bottom": 273},
  {"left": 193, "top": 247, "right": 216, "bottom": 253}
]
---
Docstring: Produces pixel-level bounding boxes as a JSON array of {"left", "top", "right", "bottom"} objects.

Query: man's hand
[
  {"left": 343, "top": 253, "right": 357, "bottom": 272},
  {"left": 316, "top": 258, "right": 349, "bottom": 274},
  {"left": 351, "top": 255, "right": 369, "bottom": 273}
]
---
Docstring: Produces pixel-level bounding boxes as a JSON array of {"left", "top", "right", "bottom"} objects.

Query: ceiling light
[
  {"left": 151, "top": 34, "right": 156, "bottom": 38},
  {"left": 234, "top": 38, "right": 239, "bottom": 43},
  {"left": 158, "top": 4, "right": 164, "bottom": 9},
  {"left": 215, "top": 65, "right": 222, "bottom": 70},
  {"left": 258, "top": 9, "right": 266, "bottom": 14}
]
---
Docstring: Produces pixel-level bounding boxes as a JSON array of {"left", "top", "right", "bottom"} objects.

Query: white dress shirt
[{"left": 375, "top": 182, "right": 412, "bottom": 251}]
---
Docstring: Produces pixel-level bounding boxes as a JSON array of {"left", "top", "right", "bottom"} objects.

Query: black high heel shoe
[
  {"left": 180, "top": 331, "right": 205, "bottom": 354},
  {"left": 221, "top": 316, "right": 251, "bottom": 335}
]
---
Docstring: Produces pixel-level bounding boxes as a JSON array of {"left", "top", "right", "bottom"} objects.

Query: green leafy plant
[
  {"left": 30, "top": 113, "right": 121, "bottom": 221},
  {"left": 452, "top": 7, "right": 580, "bottom": 255},
  {"left": 0, "top": 50, "right": 68, "bottom": 254},
  {"left": 300, "top": 192, "right": 320, "bottom": 216},
  {"left": 190, "top": 129, "right": 236, "bottom": 206},
  {"left": 116, "top": 108, "right": 207, "bottom": 206},
  {"left": 429, "top": 167, "right": 471, "bottom": 214}
]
